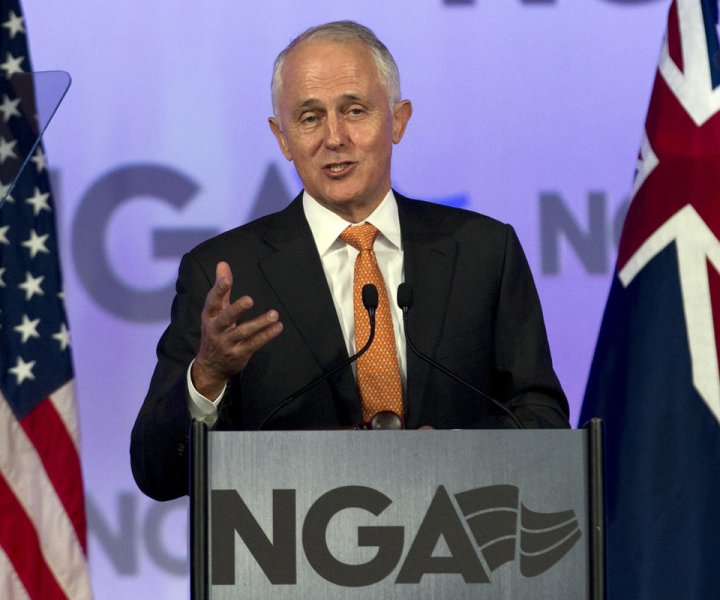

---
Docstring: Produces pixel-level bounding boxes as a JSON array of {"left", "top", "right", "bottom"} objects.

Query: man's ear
[
  {"left": 392, "top": 99, "right": 413, "bottom": 144},
  {"left": 268, "top": 117, "right": 292, "bottom": 160}
]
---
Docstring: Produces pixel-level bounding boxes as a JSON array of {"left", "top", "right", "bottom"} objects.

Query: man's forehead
[
  {"left": 278, "top": 40, "right": 381, "bottom": 107},
  {"left": 281, "top": 40, "right": 377, "bottom": 88}
]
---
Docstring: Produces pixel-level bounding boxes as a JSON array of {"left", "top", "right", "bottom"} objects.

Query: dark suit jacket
[{"left": 130, "top": 193, "right": 569, "bottom": 500}]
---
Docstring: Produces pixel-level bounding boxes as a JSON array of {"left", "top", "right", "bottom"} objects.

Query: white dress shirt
[{"left": 188, "top": 190, "right": 406, "bottom": 425}]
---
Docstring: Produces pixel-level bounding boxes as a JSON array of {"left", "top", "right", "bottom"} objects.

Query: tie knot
[{"left": 340, "top": 223, "right": 380, "bottom": 251}]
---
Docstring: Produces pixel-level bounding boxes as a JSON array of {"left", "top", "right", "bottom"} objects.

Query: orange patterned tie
[{"left": 340, "top": 223, "right": 403, "bottom": 422}]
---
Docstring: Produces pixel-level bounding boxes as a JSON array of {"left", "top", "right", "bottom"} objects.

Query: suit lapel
[
  {"left": 257, "top": 195, "right": 362, "bottom": 422},
  {"left": 254, "top": 192, "right": 457, "bottom": 428},
  {"left": 397, "top": 194, "right": 458, "bottom": 427}
]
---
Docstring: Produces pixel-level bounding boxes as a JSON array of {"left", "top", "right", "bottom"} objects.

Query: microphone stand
[
  {"left": 257, "top": 284, "right": 379, "bottom": 430},
  {"left": 397, "top": 283, "right": 524, "bottom": 429}
]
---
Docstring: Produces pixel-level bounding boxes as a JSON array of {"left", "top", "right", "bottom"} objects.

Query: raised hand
[{"left": 191, "top": 261, "right": 283, "bottom": 398}]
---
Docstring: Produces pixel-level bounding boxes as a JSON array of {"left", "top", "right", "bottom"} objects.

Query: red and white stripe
[{"left": 0, "top": 382, "right": 92, "bottom": 599}]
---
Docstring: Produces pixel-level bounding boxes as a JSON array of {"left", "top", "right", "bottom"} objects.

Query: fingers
[
  {"left": 227, "top": 309, "right": 281, "bottom": 345},
  {"left": 196, "top": 307, "right": 283, "bottom": 386},
  {"left": 212, "top": 295, "right": 253, "bottom": 332},
  {"left": 227, "top": 311, "right": 284, "bottom": 358},
  {"left": 216, "top": 261, "right": 232, "bottom": 284},
  {"left": 204, "top": 261, "right": 234, "bottom": 318},
  {"left": 195, "top": 261, "right": 283, "bottom": 389}
]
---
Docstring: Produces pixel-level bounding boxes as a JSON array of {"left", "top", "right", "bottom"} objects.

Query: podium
[{"left": 190, "top": 420, "right": 604, "bottom": 599}]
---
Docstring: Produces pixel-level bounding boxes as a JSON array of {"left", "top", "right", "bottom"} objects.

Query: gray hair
[{"left": 271, "top": 21, "right": 401, "bottom": 115}]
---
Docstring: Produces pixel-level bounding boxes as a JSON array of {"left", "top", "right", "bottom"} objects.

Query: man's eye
[
  {"left": 348, "top": 107, "right": 364, "bottom": 116},
  {"left": 301, "top": 115, "right": 318, "bottom": 124}
]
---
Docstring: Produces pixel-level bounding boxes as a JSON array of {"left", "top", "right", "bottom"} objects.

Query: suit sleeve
[
  {"left": 130, "top": 252, "right": 215, "bottom": 501},
  {"left": 490, "top": 225, "right": 570, "bottom": 428}
]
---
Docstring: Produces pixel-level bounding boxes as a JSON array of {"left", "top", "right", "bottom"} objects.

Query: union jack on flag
[
  {"left": 0, "top": 0, "right": 92, "bottom": 598},
  {"left": 580, "top": 0, "right": 720, "bottom": 598}
]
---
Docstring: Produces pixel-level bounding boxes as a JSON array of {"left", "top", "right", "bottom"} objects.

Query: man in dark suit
[{"left": 131, "top": 21, "right": 569, "bottom": 502}]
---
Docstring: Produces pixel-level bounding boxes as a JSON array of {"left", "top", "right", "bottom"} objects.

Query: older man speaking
[{"left": 131, "top": 21, "right": 569, "bottom": 501}]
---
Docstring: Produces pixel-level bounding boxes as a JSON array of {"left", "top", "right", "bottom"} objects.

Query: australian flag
[{"left": 580, "top": 1, "right": 720, "bottom": 598}]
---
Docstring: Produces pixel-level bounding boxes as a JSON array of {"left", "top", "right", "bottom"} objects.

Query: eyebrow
[
  {"left": 339, "top": 94, "right": 363, "bottom": 103},
  {"left": 295, "top": 98, "right": 322, "bottom": 112},
  {"left": 294, "top": 94, "right": 365, "bottom": 112}
]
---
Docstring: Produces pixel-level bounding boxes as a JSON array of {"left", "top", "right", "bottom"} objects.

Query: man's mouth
[{"left": 324, "top": 162, "right": 355, "bottom": 175}]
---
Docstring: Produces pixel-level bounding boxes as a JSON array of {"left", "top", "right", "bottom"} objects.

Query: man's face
[{"left": 269, "top": 39, "right": 412, "bottom": 222}]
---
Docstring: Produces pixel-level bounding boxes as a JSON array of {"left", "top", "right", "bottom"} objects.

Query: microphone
[
  {"left": 397, "top": 283, "right": 524, "bottom": 429},
  {"left": 257, "top": 284, "right": 378, "bottom": 430}
]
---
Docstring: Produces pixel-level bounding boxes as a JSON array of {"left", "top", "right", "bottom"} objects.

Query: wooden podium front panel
[{"left": 206, "top": 430, "right": 589, "bottom": 599}]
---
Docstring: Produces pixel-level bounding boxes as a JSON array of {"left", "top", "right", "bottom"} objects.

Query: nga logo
[{"left": 211, "top": 484, "right": 582, "bottom": 587}]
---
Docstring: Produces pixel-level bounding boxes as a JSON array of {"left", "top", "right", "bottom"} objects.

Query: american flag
[
  {"left": 580, "top": 0, "right": 720, "bottom": 597},
  {"left": 0, "top": 1, "right": 92, "bottom": 598}
]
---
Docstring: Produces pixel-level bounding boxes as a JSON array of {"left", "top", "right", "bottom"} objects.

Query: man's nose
[{"left": 323, "top": 114, "right": 347, "bottom": 149}]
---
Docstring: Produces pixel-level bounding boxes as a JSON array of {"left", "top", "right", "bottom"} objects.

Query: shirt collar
[{"left": 303, "top": 190, "right": 402, "bottom": 256}]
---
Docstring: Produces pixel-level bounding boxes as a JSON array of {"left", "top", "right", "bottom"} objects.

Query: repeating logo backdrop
[{"left": 20, "top": 0, "right": 667, "bottom": 597}]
